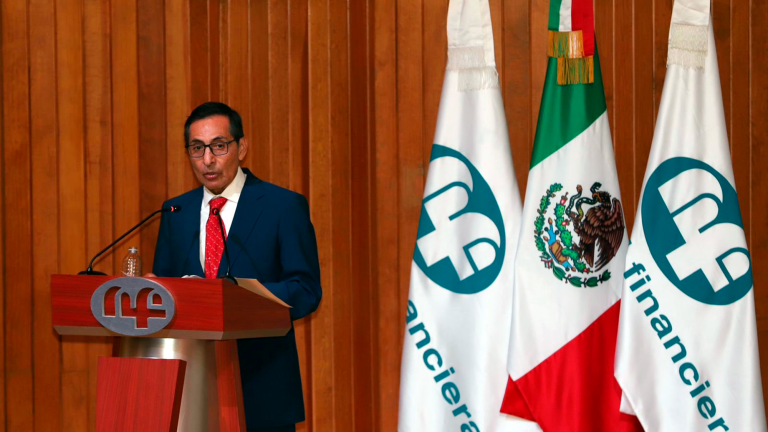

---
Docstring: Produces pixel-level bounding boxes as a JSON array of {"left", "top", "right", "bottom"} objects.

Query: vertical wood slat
[
  {"left": 209, "top": 0, "right": 222, "bottom": 101},
  {"left": 654, "top": 0, "right": 673, "bottom": 116},
  {"left": 529, "top": 0, "right": 549, "bottom": 137},
  {"left": 730, "top": 0, "right": 751, "bottom": 248},
  {"left": 713, "top": 0, "right": 731, "bottom": 142},
  {"left": 612, "top": 0, "right": 636, "bottom": 231},
  {"left": 595, "top": 0, "right": 614, "bottom": 137},
  {"left": 84, "top": 0, "right": 115, "bottom": 300},
  {"left": 188, "top": 0, "right": 211, "bottom": 108},
  {"left": 56, "top": 0, "right": 90, "bottom": 430},
  {"left": 107, "top": 4, "right": 141, "bottom": 431},
  {"left": 371, "top": 0, "right": 400, "bottom": 429},
  {"left": 250, "top": 0, "right": 270, "bottom": 179},
  {"left": 166, "top": 0, "right": 194, "bottom": 198},
  {"left": 224, "top": 0, "right": 251, "bottom": 168},
  {"left": 111, "top": 0, "right": 140, "bottom": 265},
  {"left": 503, "top": 0, "right": 532, "bottom": 193},
  {"left": 751, "top": 0, "right": 768, "bottom": 414},
  {"left": 288, "top": 0, "right": 310, "bottom": 197},
  {"left": 288, "top": 1, "right": 312, "bottom": 431},
  {"left": 269, "top": 0, "right": 290, "bottom": 189},
  {"left": 137, "top": 0, "right": 168, "bottom": 274},
  {"left": 422, "top": 0, "right": 446, "bottom": 171},
  {"left": 83, "top": 0, "right": 115, "bottom": 430},
  {"left": 633, "top": 0, "right": 654, "bottom": 218},
  {"left": 307, "top": 0, "right": 334, "bottom": 430},
  {"left": 328, "top": 0, "right": 353, "bottom": 429},
  {"left": 0, "top": 0, "right": 5, "bottom": 425},
  {"left": 29, "top": 0, "right": 62, "bottom": 430},
  {"left": 396, "top": 0, "right": 424, "bottom": 333},
  {"left": 3, "top": 0, "right": 33, "bottom": 430},
  {"left": 348, "top": 0, "right": 374, "bottom": 430}
]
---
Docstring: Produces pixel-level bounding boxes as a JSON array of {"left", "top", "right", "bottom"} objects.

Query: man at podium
[{"left": 151, "top": 101, "right": 322, "bottom": 432}]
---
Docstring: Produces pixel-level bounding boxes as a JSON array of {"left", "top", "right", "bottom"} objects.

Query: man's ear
[{"left": 237, "top": 137, "right": 249, "bottom": 161}]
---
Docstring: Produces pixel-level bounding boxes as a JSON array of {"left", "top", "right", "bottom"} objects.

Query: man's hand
[{"left": 143, "top": 272, "right": 156, "bottom": 278}]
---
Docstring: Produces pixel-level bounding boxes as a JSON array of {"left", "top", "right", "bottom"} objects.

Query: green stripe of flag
[
  {"left": 548, "top": 0, "right": 563, "bottom": 31},
  {"left": 530, "top": 44, "right": 607, "bottom": 169}
]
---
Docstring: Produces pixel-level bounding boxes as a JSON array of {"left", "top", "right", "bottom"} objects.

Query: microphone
[
  {"left": 79, "top": 205, "right": 182, "bottom": 275},
  {"left": 211, "top": 208, "right": 238, "bottom": 286}
]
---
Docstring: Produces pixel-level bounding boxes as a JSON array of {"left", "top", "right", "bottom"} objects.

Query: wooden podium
[{"left": 51, "top": 275, "right": 291, "bottom": 432}]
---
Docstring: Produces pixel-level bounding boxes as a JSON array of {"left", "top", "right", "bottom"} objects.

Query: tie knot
[{"left": 209, "top": 197, "right": 227, "bottom": 212}]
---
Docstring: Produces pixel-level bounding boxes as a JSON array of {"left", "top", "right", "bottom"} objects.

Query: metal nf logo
[
  {"left": 413, "top": 144, "right": 505, "bottom": 295},
  {"left": 642, "top": 157, "right": 752, "bottom": 306},
  {"left": 90, "top": 277, "right": 176, "bottom": 336}
]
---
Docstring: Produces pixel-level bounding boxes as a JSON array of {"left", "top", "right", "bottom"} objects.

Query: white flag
[
  {"left": 614, "top": 1, "right": 767, "bottom": 431},
  {"left": 397, "top": 1, "right": 539, "bottom": 431}
]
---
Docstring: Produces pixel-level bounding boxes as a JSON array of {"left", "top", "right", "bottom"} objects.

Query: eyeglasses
[{"left": 185, "top": 140, "right": 236, "bottom": 158}]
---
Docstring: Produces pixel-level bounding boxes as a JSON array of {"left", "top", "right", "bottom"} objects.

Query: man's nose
[{"left": 202, "top": 147, "right": 215, "bottom": 165}]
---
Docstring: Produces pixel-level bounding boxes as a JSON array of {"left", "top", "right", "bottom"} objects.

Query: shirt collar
[{"left": 203, "top": 167, "right": 246, "bottom": 207}]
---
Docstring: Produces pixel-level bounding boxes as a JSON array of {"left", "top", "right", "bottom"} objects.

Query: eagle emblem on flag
[{"left": 534, "top": 182, "right": 625, "bottom": 288}]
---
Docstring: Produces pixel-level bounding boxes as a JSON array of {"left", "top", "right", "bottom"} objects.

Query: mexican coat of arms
[{"left": 534, "top": 182, "right": 625, "bottom": 288}]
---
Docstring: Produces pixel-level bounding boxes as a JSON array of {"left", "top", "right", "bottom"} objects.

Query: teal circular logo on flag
[
  {"left": 642, "top": 157, "right": 752, "bottom": 306},
  {"left": 413, "top": 144, "right": 505, "bottom": 295}
]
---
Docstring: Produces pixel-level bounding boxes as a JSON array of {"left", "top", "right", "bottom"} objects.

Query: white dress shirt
[{"left": 199, "top": 167, "right": 246, "bottom": 269}]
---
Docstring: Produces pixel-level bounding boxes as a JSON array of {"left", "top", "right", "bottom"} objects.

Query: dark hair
[{"left": 184, "top": 102, "right": 244, "bottom": 145}]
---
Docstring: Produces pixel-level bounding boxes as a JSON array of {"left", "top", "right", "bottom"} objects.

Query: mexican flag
[
  {"left": 614, "top": 1, "right": 768, "bottom": 430},
  {"left": 398, "top": 1, "right": 539, "bottom": 431},
  {"left": 501, "top": 0, "right": 640, "bottom": 430}
]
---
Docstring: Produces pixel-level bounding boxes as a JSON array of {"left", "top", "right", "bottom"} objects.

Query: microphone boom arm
[{"left": 80, "top": 206, "right": 180, "bottom": 275}]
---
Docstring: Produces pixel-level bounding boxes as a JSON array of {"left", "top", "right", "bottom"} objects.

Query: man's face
[{"left": 187, "top": 115, "right": 248, "bottom": 195}]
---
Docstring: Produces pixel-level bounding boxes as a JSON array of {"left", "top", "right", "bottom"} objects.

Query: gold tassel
[
  {"left": 557, "top": 56, "right": 594, "bottom": 85},
  {"left": 548, "top": 30, "right": 585, "bottom": 59}
]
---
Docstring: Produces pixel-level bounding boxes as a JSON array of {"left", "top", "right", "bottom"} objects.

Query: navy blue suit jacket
[{"left": 152, "top": 169, "right": 322, "bottom": 429}]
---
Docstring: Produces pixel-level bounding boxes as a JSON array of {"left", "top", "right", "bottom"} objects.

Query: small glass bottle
[{"left": 121, "top": 247, "right": 142, "bottom": 277}]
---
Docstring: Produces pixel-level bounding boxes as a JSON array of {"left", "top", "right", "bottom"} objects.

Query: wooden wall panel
[
  {"left": 83, "top": 2, "right": 116, "bottom": 430},
  {"left": 634, "top": 0, "right": 654, "bottom": 215},
  {"left": 529, "top": 0, "right": 549, "bottom": 136},
  {"left": 348, "top": 1, "right": 374, "bottom": 430},
  {"left": 654, "top": 0, "right": 673, "bottom": 114},
  {"left": 250, "top": 0, "right": 270, "bottom": 180},
  {"left": 138, "top": 0, "right": 169, "bottom": 270},
  {"left": 731, "top": 0, "right": 751, "bottom": 248},
  {"left": 224, "top": 0, "right": 251, "bottom": 170},
  {"left": 2, "top": 0, "right": 33, "bottom": 429},
  {"left": 165, "top": 0, "right": 194, "bottom": 198},
  {"left": 0, "top": 1, "right": 5, "bottom": 425},
  {"left": 268, "top": 0, "right": 290, "bottom": 188},
  {"left": 371, "top": 0, "right": 400, "bottom": 430},
  {"left": 594, "top": 0, "right": 613, "bottom": 134},
  {"left": 307, "top": 0, "right": 334, "bottom": 430},
  {"left": 752, "top": 0, "right": 768, "bottom": 416},
  {"left": 189, "top": 0, "right": 212, "bottom": 107},
  {"left": 328, "top": 1, "right": 353, "bottom": 431},
  {"left": 57, "top": 0, "right": 91, "bottom": 429},
  {"left": 29, "top": 0, "right": 62, "bottom": 430},
  {"left": 612, "top": 0, "right": 636, "bottom": 231},
  {"left": 396, "top": 0, "right": 424, "bottom": 329},
  {"left": 287, "top": 2, "right": 312, "bottom": 431},
  {"left": 2, "top": 0, "right": 768, "bottom": 430},
  {"left": 502, "top": 0, "right": 532, "bottom": 192},
  {"left": 111, "top": 0, "right": 140, "bottom": 270}
]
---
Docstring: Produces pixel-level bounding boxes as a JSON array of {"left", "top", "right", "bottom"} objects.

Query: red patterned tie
[{"left": 205, "top": 197, "right": 228, "bottom": 279}]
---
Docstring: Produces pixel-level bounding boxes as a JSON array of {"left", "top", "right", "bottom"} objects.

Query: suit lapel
[
  {"left": 218, "top": 170, "right": 266, "bottom": 277},
  {"left": 185, "top": 231, "right": 204, "bottom": 276},
  {"left": 179, "top": 188, "right": 205, "bottom": 277}
]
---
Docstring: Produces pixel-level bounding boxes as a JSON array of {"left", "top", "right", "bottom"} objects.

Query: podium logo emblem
[{"left": 90, "top": 277, "right": 176, "bottom": 336}]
